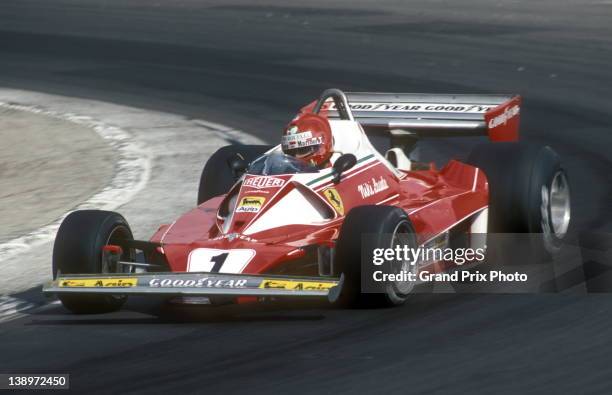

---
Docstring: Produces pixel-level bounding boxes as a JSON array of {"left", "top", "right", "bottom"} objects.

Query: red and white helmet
[{"left": 281, "top": 113, "right": 333, "bottom": 166}]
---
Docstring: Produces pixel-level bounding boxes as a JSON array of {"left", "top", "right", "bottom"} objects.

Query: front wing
[{"left": 43, "top": 272, "right": 343, "bottom": 302}]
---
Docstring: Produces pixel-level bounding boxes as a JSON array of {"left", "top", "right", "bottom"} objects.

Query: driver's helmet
[{"left": 281, "top": 113, "right": 333, "bottom": 166}]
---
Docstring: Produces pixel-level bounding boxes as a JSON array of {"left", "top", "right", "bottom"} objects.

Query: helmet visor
[
  {"left": 281, "top": 130, "right": 323, "bottom": 159},
  {"left": 283, "top": 144, "right": 319, "bottom": 159}
]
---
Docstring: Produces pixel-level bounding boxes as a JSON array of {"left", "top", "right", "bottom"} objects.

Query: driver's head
[{"left": 281, "top": 113, "right": 333, "bottom": 166}]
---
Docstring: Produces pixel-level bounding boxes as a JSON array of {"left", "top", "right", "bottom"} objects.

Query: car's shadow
[
  {"left": 25, "top": 293, "right": 467, "bottom": 325},
  {"left": 25, "top": 297, "right": 333, "bottom": 325}
]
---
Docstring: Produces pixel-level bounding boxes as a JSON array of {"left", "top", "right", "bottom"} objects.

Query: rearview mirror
[
  {"left": 227, "top": 154, "right": 247, "bottom": 178},
  {"left": 332, "top": 154, "right": 357, "bottom": 183}
]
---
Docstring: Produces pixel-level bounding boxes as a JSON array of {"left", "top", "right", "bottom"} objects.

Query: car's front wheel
[
  {"left": 335, "top": 205, "right": 418, "bottom": 307},
  {"left": 52, "top": 210, "right": 135, "bottom": 314}
]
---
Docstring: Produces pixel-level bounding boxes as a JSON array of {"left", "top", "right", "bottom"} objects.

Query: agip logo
[{"left": 59, "top": 278, "right": 138, "bottom": 287}]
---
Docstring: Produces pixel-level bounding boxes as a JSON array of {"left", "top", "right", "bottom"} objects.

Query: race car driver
[{"left": 281, "top": 113, "right": 333, "bottom": 168}]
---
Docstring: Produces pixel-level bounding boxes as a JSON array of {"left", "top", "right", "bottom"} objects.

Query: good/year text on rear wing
[{"left": 302, "top": 91, "right": 522, "bottom": 142}]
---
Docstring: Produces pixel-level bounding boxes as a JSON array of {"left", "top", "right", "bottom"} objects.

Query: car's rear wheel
[
  {"left": 197, "top": 144, "right": 272, "bottom": 204},
  {"left": 466, "top": 142, "right": 571, "bottom": 257},
  {"left": 335, "top": 205, "right": 418, "bottom": 307},
  {"left": 52, "top": 210, "right": 135, "bottom": 314}
]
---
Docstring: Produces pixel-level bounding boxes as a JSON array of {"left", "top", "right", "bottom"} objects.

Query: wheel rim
[
  {"left": 547, "top": 171, "right": 571, "bottom": 237},
  {"left": 104, "top": 225, "right": 133, "bottom": 274},
  {"left": 389, "top": 220, "right": 416, "bottom": 296}
]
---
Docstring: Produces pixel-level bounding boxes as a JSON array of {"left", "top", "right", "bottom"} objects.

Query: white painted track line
[{"left": 0, "top": 88, "right": 264, "bottom": 306}]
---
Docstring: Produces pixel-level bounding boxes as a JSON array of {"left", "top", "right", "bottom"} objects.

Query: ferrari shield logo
[{"left": 322, "top": 188, "right": 344, "bottom": 216}]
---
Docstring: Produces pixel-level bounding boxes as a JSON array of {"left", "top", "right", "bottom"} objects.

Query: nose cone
[{"left": 224, "top": 175, "right": 291, "bottom": 233}]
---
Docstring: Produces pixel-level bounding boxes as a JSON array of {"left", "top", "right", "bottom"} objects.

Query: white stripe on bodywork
[
  {"left": 376, "top": 194, "right": 400, "bottom": 205},
  {"left": 472, "top": 168, "right": 479, "bottom": 191},
  {"left": 420, "top": 206, "right": 489, "bottom": 247}
]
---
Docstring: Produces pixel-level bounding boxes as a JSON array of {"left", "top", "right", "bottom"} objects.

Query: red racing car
[{"left": 44, "top": 89, "right": 571, "bottom": 312}]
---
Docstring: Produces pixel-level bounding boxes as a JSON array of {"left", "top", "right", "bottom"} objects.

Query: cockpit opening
[{"left": 247, "top": 152, "right": 319, "bottom": 176}]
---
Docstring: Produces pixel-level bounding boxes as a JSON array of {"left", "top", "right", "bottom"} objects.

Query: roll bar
[{"left": 313, "top": 89, "right": 354, "bottom": 121}]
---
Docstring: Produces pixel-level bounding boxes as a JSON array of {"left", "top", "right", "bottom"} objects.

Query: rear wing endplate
[{"left": 303, "top": 91, "right": 522, "bottom": 141}]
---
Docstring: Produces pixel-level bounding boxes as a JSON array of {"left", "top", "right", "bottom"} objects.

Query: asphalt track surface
[{"left": 1, "top": 1, "right": 612, "bottom": 393}]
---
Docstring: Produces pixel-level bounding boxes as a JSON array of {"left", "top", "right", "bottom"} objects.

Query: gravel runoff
[{"left": 0, "top": 88, "right": 263, "bottom": 296}]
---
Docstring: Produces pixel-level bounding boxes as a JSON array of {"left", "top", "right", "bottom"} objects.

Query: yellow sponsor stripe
[
  {"left": 58, "top": 278, "right": 138, "bottom": 288},
  {"left": 259, "top": 279, "right": 337, "bottom": 291}
]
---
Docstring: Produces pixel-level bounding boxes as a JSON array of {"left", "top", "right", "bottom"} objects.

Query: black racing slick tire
[
  {"left": 52, "top": 210, "right": 135, "bottom": 314},
  {"left": 335, "top": 205, "right": 418, "bottom": 308},
  {"left": 197, "top": 144, "right": 272, "bottom": 205},
  {"left": 466, "top": 142, "right": 571, "bottom": 257}
]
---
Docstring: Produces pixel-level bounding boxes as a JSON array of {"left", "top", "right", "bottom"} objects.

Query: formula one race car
[{"left": 44, "top": 89, "right": 571, "bottom": 313}]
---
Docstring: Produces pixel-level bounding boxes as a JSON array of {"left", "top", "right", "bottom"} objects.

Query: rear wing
[{"left": 302, "top": 91, "right": 522, "bottom": 142}]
